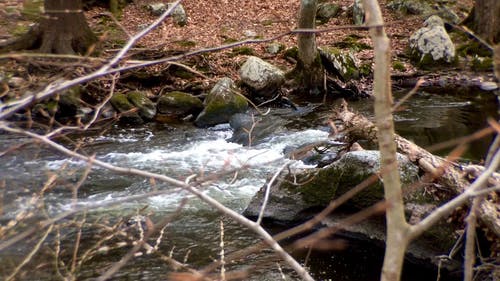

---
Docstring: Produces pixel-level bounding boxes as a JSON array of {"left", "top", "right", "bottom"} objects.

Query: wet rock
[
  {"left": 157, "top": 91, "right": 203, "bottom": 119},
  {"left": 228, "top": 113, "right": 282, "bottom": 146},
  {"left": 319, "top": 47, "right": 360, "bottom": 81},
  {"left": 109, "top": 93, "right": 143, "bottom": 125},
  {"left": 244, "top": 150, "right": 419, "bottom": 221},
  {"left": 283, "top": 141, "right": 343, "bottom": 167},
  {"left": 409, "top": 15, "right": 456, "bottom": 67},
  {"left": 194, "top": 77, "right": 248, "bottom": 127},
  {"left": 239, "top": 56, "right": 285, "bottom": 98},
  {"left": 127, "top": 91, "right": 156, "bottom": 120},
  {"left": 316, "top": 3, "right": 340, "bottom": 24},
  {"left": 148, "top": 2, "right": 187, "bottom": 26}
]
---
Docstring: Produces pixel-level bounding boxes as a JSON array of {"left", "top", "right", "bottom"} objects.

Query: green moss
[
  {"left": 11, "top": 24, "right": 30, "bottom": 36},
  {"left": 157, "top": 91, "right": 203, "bottom": 114},
  {"left": 231, "top": 47, "right": 255, "bottom": 57},
  {"left": 21, "top": 0, "right": 43, "bottom": 21},
  {"left": 456, "top": 40, "right": 492, "bottom": 58},
  {"left": 359, "top": 63, "right": 372, "bottom": 77},
  {"left": 471, "top": 56, "right": 493, "bottom": 71},
  {"left": 333, "top": 34, "right": 371, "bottom": 52},
  {"left": 294, "top": 168, "right": 341, "bottom": 205},
  {"left": 110, "top": 93, "right": 133, "bottom": 111},
  {"left": 223, "top": 37, "right": 239, "bottom": 44},
  {"left": 283, "top": 47, "right": 299, "bottom": 60},
  {"left": 174, "top": 40, "right": 196, "bottom": 48},
  {"left": 261, "top": 19, "right": 274, "bottom": 26},
  {"left": 392, "top": 60, "right": 407, "bottom": 71}
]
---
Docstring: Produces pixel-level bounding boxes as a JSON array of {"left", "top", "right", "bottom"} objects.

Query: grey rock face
[
  {"left": 239, "top": 56, "right": 285, "bottom": 97},
  {"left": 409, "top": 15, "right": 455, "bottom": 64}
]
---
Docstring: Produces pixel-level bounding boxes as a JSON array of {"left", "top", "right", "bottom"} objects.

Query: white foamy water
[{"left": 42, "top": 128, "right": 330, "bottom": 212}]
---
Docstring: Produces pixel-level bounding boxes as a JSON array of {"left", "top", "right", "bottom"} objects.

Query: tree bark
[
  {"left": 295, "top": 0, "right": 324, "bottom": 95},
  {"left": 466, "top": 0, "right": 500, "bottom": 44},
  {"left": 361, "top": 1, "right": 409, "bottom": 280},
  {"left": 39, "top": 0, "right": 96, "bottom": 54}
]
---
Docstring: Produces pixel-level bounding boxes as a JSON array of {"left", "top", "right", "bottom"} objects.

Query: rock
[
  {"left": 148, "top": 2, "right": 187, "bottom": 26},
  {"left": 56, "top": 86, "right": 90, "bottom": 119},
  {"left": 109, "top": 93, "right": 143, "bottom": 125},
  {"left": 409, "top": 15, "right": 456, "bottom": 67},
  {"left": 386, "top": 0, "right": 433, "bottom": 15},
  {"left": 243, "top": 30, "right": 257, "bottom": 38},
  {"left": 353, "top": 0, "right": 365, "bottom": 25},
  {"left": 479, "top": 81, "right": 498, "bottom": 91},
  {"left": 266, "top": 43, "right": 284, "bottom": 55},
  {"left": 319, "top": 47, "right": 361, "bottom": 81},
  {"left": 228, "top": 113, "right": 282, "bottom": 146},
  {"left": 157, "top": 91, "right": 203, "bottom": 118},
  {"left": 244, "top": 150, "right": 419, "bottom": 221},
  {"left": 194, "top": 77, "right": 248, "bottom": 127},
  {"left": 127, "top": 91, "right": 156, "bottom": 120},
  {"left": 239, "top": 56, "right": 285, "bottom": 97},
  {"left": 316, "top": 3, "right": 340, "bottom": 24}
]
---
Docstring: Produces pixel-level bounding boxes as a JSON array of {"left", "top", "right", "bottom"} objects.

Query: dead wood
[{"left": 332, "top": 100, "right": 500, "bottom": 238}]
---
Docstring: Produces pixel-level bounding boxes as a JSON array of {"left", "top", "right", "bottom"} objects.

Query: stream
[{"left": 0, "top": 90, "right": 497, "bottom": 280}]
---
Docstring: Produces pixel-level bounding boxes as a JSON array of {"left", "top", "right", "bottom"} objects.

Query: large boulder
[
  {"left": 239, "top": 56, "right": 285, "bottom": 98},
  {"left": 157, "top": 91, "right": 203, "bottom": 119},
  {"left": 409, "top": 15, "right": 456, "bottom": 67},
  {"left": 127, "top": 91, "right": 156, "bottom": 120},
  {"left": 194, "top": 77, "right": 248, "bottom": 127},
  {"left": 244, "top": 150, "right": 419, "bottom": 221}
]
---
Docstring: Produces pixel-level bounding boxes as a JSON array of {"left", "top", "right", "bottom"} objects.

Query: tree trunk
[
  {"left": 466, "top": 0, "right": 500, "bottom": 44},
  {"left": 39, "top": 0, "right": 97, "bottom": 54},
  {"left": 295, "top": 0, "right": 324, "bottom": 95}
]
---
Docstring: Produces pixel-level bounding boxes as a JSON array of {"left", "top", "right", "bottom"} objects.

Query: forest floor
[{"left": 0, "top": 0, "right": 477, "bottom": 90}]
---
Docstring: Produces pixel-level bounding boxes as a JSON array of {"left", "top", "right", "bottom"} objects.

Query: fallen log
[{"left": 331, "top": 100, "right": 500, "bottom": 238}]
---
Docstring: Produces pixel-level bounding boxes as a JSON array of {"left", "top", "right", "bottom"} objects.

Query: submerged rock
[
  {"left": 409, "top": 15, "right": 456, "bottom": 67},
  {"left": 239, "top": 56, "right": 285, "bottom": 97},
  {"left": 195, "top": 77, "right": 248, "bottom": 127}
]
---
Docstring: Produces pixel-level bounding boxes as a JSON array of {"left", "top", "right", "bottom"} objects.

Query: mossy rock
[
  {"left": 283, "top": 47, "right": 299, "bottom": 60},
  {"left": 157, "top": 91, "right": 203, "bottom": 117},
  {"left": 456, "top": 40, "right": 492, "bottom": 58},
  {"left": 110, "top": 93, "right": 143, "bottom": 124},
  {"left": 195, "top": 77, "right": 248, "bottom": 127},
  {"left": 127, "top": 91, "right": 156, "bottom": 120},
  {"left": 319, "top": 47, "right": 361, "bottom": 80},
  {"left": 316, "top": 3, "right": 340, "bottom": 24}
]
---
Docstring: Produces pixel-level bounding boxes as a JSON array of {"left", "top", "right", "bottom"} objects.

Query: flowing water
[{"left": 0, "top": 91, "right": 496, "bottom": 280}]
